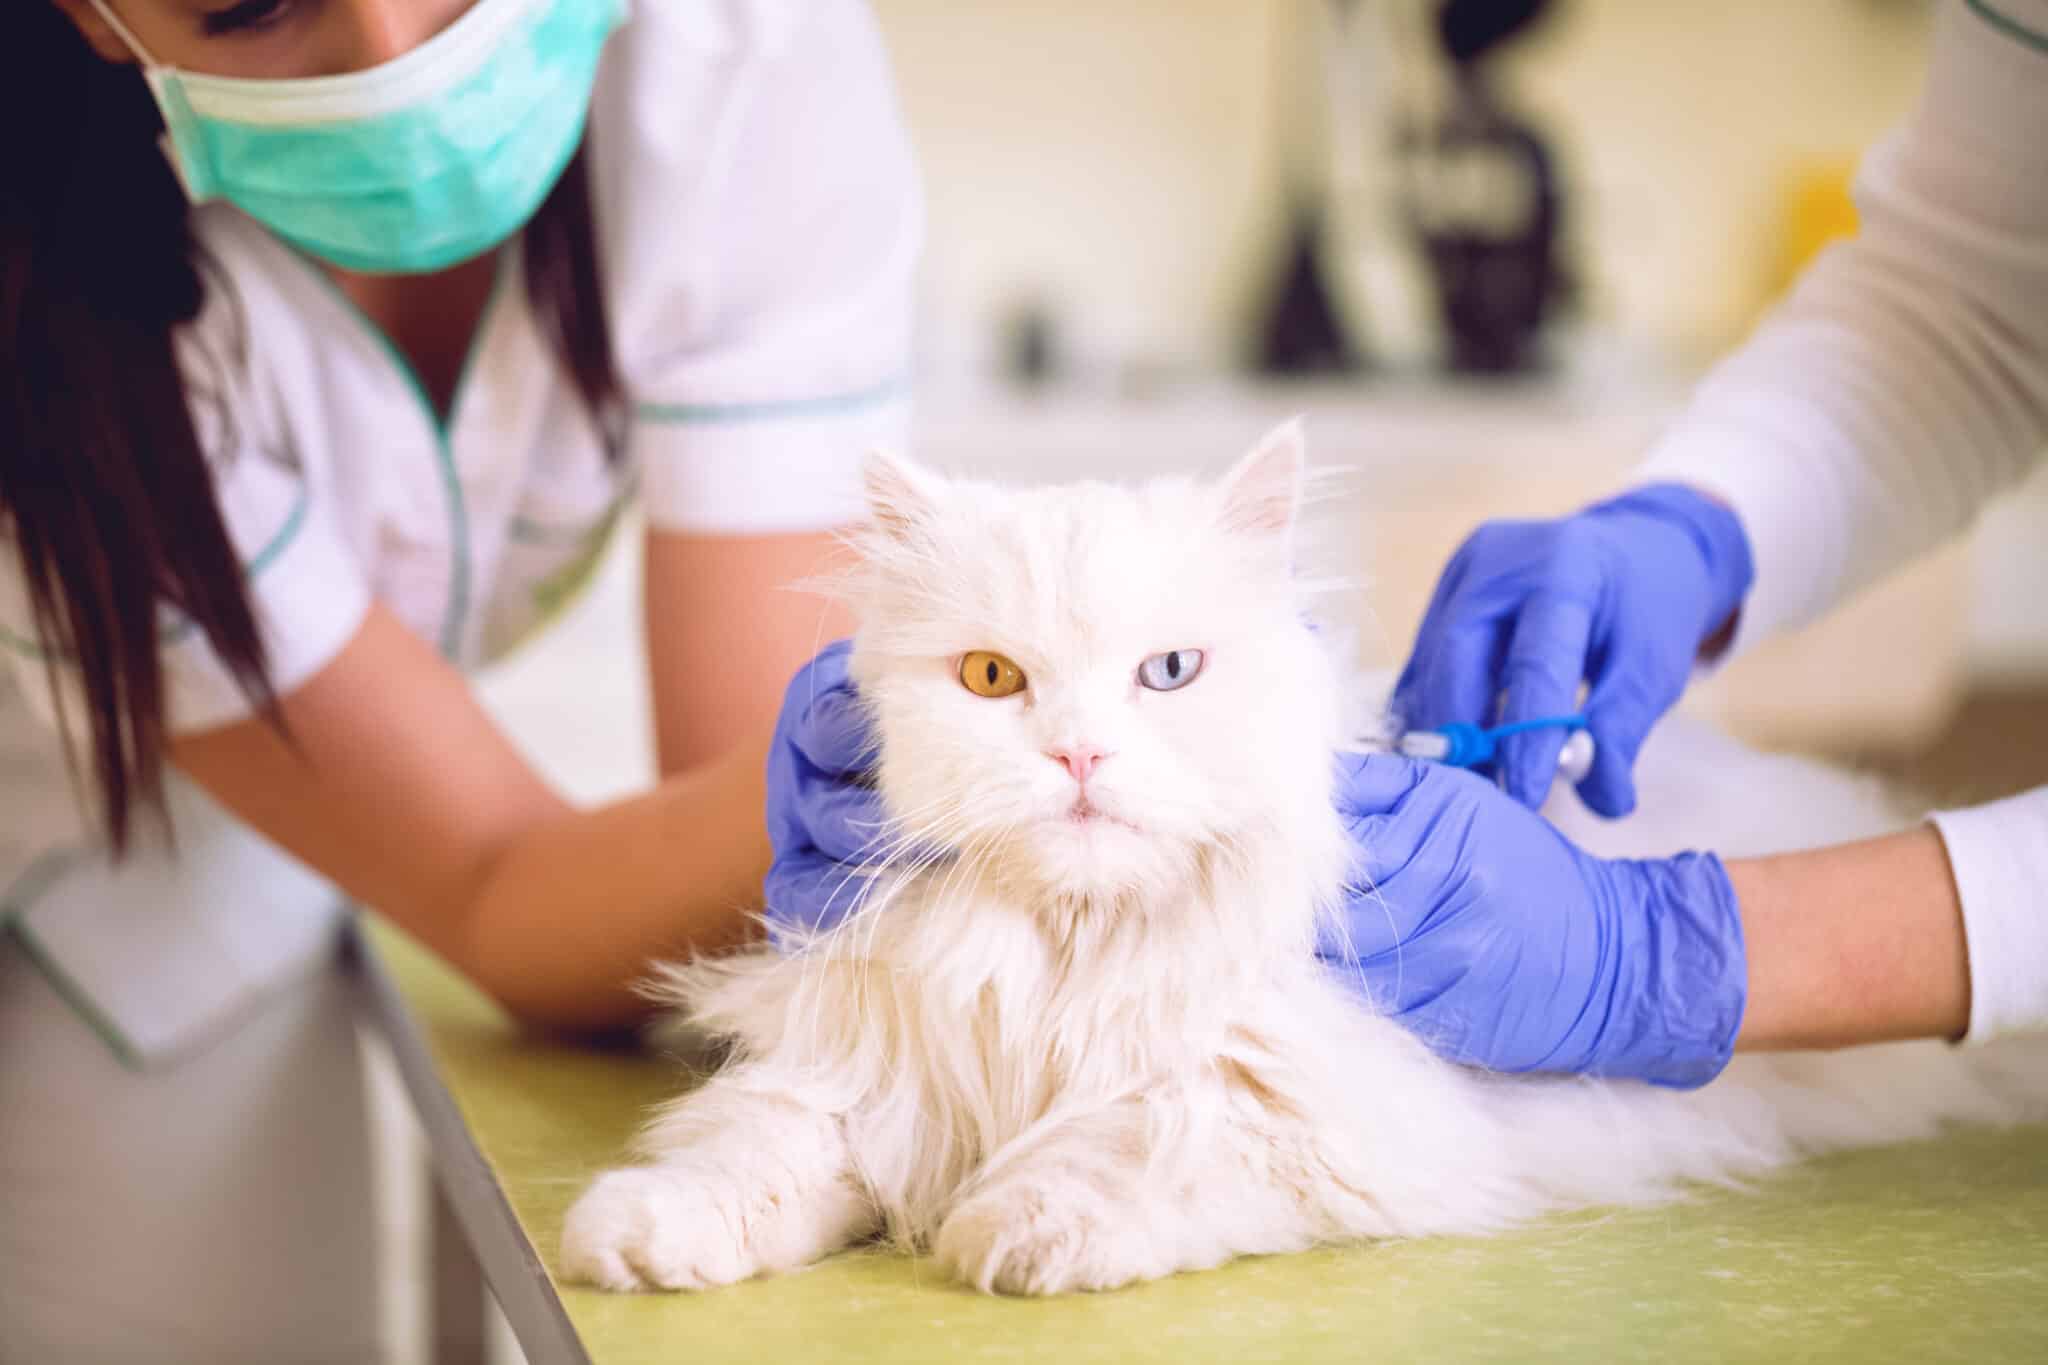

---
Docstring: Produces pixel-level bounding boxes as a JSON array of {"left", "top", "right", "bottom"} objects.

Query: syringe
[{"left": 1395, "top": 715, "right": 1597, "bottom": 785}]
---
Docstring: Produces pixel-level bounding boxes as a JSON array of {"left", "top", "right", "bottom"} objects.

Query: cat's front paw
[
  {"left": 935, "top": 1183, "right": 1159, "bottom": 1296},
  {"left": 560, "top": 1167, "right": 753, "bottom": 1292}
]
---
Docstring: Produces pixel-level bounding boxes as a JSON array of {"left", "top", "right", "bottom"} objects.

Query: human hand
[
  {"left": 1391, "top": 484, "right": 1753, "bottom": 816},
  {"left": 761, "top": 640, "right": 888, "bottom": 943},
  {"left": 1323, "top": 750, "right": 1746, "bottom": 1087}
]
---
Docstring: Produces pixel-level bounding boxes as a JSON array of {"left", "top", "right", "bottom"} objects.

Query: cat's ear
[
  {"left": 1218, "top": 418, "right": 1305, "bottom": 539},
  {"left": 861, "top": 448, "right": 943, "bottom": 543}
]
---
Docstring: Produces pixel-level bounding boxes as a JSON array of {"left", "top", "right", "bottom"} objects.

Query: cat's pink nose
[{"left": 1047, "top": 746, "right": 1110, "bottom": 784}]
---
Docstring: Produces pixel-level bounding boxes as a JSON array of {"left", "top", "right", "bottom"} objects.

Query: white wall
[
  {"left": 1494, "top": 0, "right": 1933, "bottom": 354},
  {"left": 872, "top": 0, "right": 1295, "bottom": 390}
]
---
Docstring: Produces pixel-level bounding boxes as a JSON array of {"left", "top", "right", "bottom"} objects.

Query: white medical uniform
[
  {"left": 0, "top": 0, "right": 917, "bottom": 1358},
  {"left": 1639, "top": 1, "right": 2048, "bottom": 1041}
]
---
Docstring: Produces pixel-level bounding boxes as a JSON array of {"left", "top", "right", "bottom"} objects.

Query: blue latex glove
[
  {"left": 1392, "top": 484, "right": 1753, "bottom": 816},
  {"left": 1323, "top": 750, "right": 1746, "bottom": 1088},
  {"left": 762, "top": 640, "right": 891, "bottom": 944}
]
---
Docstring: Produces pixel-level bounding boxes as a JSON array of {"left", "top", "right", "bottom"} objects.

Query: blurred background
[
  {"left": 491, "top": 0, "right": 2047, "bottom": 807},
  {"left": 408, "top": 5, "right": 2048, "bottom": 1357},
  {"left": 889, "top": 0, "right": 1912, "bottom": 386}
]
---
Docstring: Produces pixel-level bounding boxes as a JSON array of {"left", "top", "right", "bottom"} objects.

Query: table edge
[{"left": 343, "top": 914, "right": 594, "bottom": 1365}]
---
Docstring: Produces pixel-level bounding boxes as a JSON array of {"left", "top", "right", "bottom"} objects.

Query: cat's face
[{"left": 848, "top": 424, "right": 1342, "bottom": 914}]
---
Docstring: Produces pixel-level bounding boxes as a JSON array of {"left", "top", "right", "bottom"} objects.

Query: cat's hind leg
[{"left": 561, "top": 1076, "right": 873, "bottom": 1292}]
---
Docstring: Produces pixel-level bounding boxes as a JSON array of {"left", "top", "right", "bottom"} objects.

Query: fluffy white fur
[{"left": 562, "top": 424, "right": 2048, "bottom": 1297}]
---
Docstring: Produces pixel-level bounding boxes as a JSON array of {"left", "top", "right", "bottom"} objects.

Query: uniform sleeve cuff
[
  {"left": 1929, "top": 789, "right": 2048, "bottom": 1044},
  {"left": 632, "top": 382, "right": 910, "bottom": 536}
]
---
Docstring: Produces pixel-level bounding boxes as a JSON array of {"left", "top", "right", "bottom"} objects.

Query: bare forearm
[
  {"left": 451, "top": 738, "right": 771, "bottom": 1032},
  {"left": 1729, "top": 824, "right": 1971, "bottom": 1052},
  {"left": 170, "top": 609, "right": 781, "bottom": 1035}
]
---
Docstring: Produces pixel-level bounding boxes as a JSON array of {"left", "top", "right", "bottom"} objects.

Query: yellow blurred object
[{"left": 1774, "top": 161, "right": 1860, "bottom": 298}]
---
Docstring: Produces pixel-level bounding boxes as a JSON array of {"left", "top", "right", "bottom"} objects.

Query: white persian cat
[{"left": 562, "top": 424, "right": 2047, "bottom": 1296}]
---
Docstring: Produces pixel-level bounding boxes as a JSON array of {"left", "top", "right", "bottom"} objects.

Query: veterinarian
[
  {"left": 0, "top": 0, "right": 912, "bottom": 1356},
  {"left": 766, "top": 0, "right": 2045, "bottom": 1090}
]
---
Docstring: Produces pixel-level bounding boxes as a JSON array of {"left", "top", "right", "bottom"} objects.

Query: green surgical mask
[{"left": 88, "top": 0, "right": 626, "bottom": 274}]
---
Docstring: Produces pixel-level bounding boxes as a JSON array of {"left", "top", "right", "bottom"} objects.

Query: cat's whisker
[
  {"left": 865, "top": 818, "right": 1014, "bottom": 1125},
  {"left": 780, "top": 803, "right": 984, "bottom": 1063},
  {"left": 811, "top": 814, "right": 967, "bottom": 935},
  {"left": 843, "top": 838, "right": 967, "bottom": 1061},
  {"left": 833, "top": 793, "right": 956, "bottom": 855},
  {"left": 794, "top": 816, "right": 980, "bottom": 1052},
  {"left": 1320, "top": 865, "right": 1403, "bottom": 1017},
  {"left": 834, "top": 812, "right": 970, "bottom": 946},
  {"left": 838, "top": 792, "right": 975, "bottom": 869}
]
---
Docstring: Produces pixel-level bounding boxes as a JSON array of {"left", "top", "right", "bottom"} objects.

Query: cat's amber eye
[
  {"left": 960, "top": 651, "right": 1026, "bottom": 698},
  {"left": 1137, "top": 649, "right": 1205, "bottom": 692}
]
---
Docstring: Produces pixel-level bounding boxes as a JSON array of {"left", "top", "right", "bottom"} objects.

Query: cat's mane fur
[{"left": 563, "top": 428, "right": 2048, "bottom": 1296}]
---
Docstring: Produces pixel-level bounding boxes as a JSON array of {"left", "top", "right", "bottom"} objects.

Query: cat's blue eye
[{"left": 1137, "top": 649, "right": 1204, "bottom": 692}]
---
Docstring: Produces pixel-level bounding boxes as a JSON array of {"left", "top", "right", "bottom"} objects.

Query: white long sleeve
[
  {"left": 1637, "top": 0, "right": 2048, "bottom": 1044},
  {"left": 1931, "top": 795, "right": 2048, "bottom": 1042}
]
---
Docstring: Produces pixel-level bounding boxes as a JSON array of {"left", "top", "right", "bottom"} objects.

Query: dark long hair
[{"left": 1, "top": 6, "right": 620, "bottom": 851}]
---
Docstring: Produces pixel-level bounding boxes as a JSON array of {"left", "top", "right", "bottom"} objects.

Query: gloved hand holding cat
[{"left": 761, "top": 624, "right": 1747, "bottom": 1087}]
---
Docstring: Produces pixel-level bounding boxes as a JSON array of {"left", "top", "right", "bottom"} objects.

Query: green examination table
[{"left": 352, "top": 916, "right": 2048, "bottom": 1365}]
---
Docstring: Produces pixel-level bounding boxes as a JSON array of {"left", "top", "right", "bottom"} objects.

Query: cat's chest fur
[
  {"left": 684, "top": 866, "right": 1350, "bottom": 1239},
  {"left": 744, "top": 875, "right": 1289, "bottom": 1093}
]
